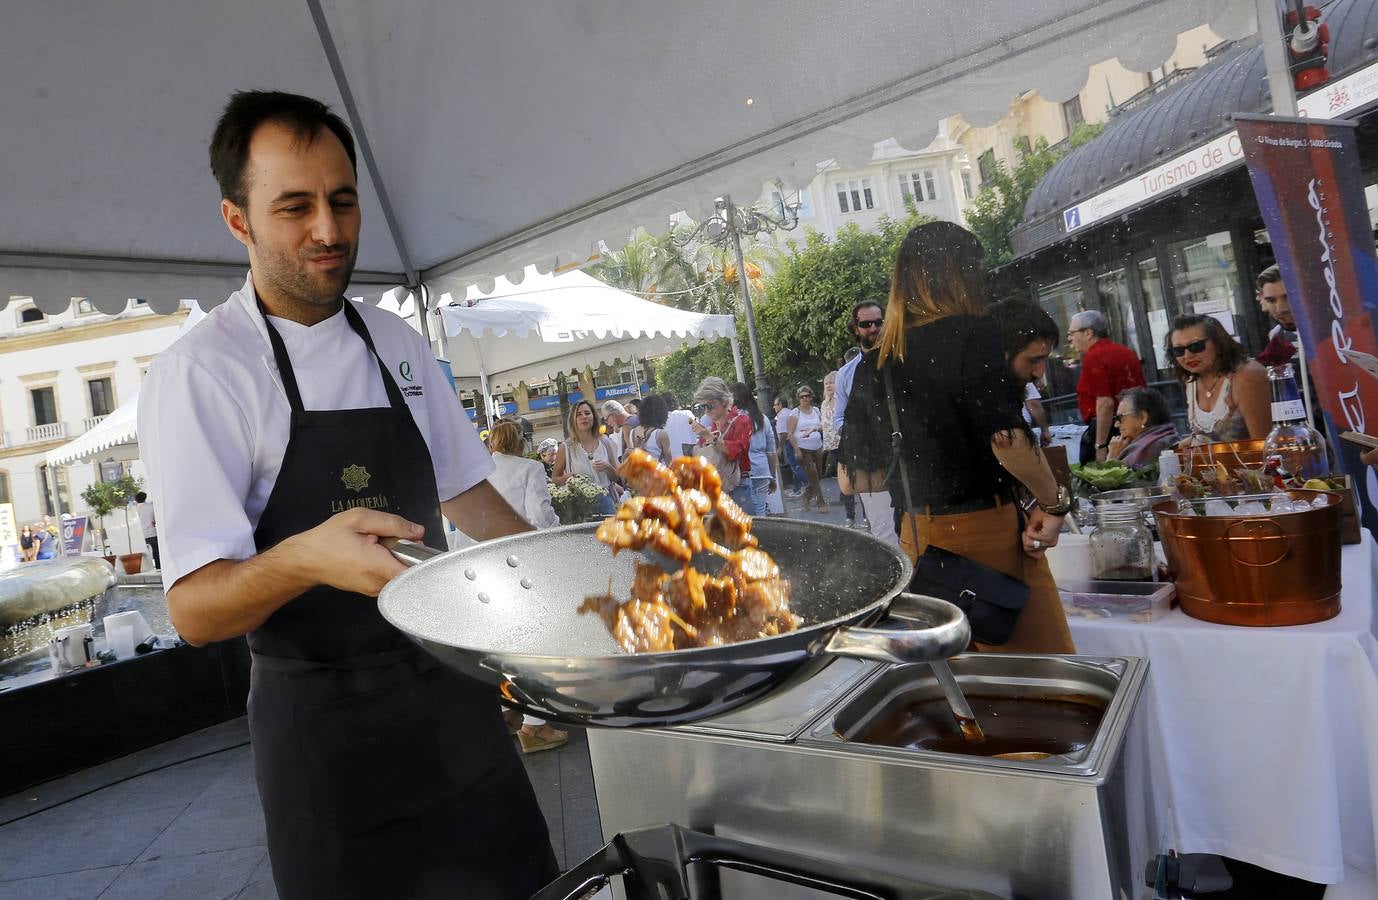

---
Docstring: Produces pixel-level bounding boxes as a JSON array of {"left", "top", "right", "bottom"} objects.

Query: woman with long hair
[
  {"left": 855, "top": 220, "right": 1074, "bottom": 654},
  {"left": 788, "top": 385, "right": 828, "bottom": 512},
  {"left": 1166, "top": 313, "right": 1270, "bottom": 444},
  {"left": 732, "top": 381, "right": 778, "bottom": 516},
  {"left": 551, "top": 399, "right": 620, "bottom": 516},
  {"left": 635, "top": 394, "right": 673, "bottom": 463},
  {"left": 692, "top": 377, "right": 756, "bottom": 513},
  {"left": 19, "top": 524, "right": 36, "bottom": 563}
]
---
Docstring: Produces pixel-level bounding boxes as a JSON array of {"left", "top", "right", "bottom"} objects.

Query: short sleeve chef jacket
[{"left": 138, "top": 273, "right": 494, "bottom": 590}]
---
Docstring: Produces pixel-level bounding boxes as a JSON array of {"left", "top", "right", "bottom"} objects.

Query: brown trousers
[
  {"left": 797, "top": 447, "right": 826, "bottom": 509},
  {"left": 899, "top": 501, "right": 1076, "bottom": 654}
]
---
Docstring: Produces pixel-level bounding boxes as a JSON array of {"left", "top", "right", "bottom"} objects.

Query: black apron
[{"left": 247, "top": 300, "right": 556, "bottom": 900}]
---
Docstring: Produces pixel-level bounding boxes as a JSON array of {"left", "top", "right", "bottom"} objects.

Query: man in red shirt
[{"left": 1068, "top": 310, "right": 1146, "bottom": 463}]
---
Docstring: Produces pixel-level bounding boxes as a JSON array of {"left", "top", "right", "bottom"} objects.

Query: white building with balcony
[
  {"left": 0, "top": 298, "right": 189, "bottom": 524},
  {"left": 755, "top": 136, "right": 974, "bottom": 248}
]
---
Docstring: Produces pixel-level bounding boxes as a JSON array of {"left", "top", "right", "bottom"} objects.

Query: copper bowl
[{"left": 1153, "top": 489, "right": 1342, "bottom": 627}]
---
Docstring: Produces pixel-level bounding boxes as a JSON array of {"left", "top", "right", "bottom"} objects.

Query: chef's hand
[
  {"left": 1021, "top": 508, "right": 1063, "bottom": 559},
  {"left": 291, "top": 508, "right": 425, "bottom": 597},
  {"left": 1362, "top": 447, "right": 1378, "bottom": 467}
]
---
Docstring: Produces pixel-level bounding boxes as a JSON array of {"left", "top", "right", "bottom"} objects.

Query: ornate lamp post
[{"left": 675, "top": 186, "right": 801, "bottom": 415}]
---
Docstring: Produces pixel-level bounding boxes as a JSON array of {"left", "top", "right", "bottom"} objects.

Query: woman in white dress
[
  {"left": 552, "top": 400, "right": 621, "bottom": 516},
  {"left": 635, "top": 395, "right": 674, "bottom": 463}
]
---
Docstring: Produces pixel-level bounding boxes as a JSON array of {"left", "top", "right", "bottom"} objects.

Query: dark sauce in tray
[{"left": 855, "top": 694, "right": 1106, "bottom": 758}]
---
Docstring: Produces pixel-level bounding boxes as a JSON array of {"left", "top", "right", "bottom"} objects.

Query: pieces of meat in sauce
[{"left": 579, "top": 449, "right": 800, "bottom": 653}]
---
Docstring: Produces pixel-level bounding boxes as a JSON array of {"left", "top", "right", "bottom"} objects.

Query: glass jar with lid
[{"left": 1090, "top": 503, "right": 1153, "bottom": 581}]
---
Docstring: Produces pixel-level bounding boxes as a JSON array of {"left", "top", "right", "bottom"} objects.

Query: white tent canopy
[
  {"left": 1, "top": 1, "right": 1258, "bottom": 315},
  {"left": 438, "top": 268, "right": 736, "bottom": 392}
]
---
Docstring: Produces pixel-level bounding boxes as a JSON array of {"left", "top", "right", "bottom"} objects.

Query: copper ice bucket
[{"left": 1153, "top": 489, "right": 1342, "bottom": 626}]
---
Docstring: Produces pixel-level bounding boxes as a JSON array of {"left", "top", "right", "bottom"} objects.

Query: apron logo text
[
  {"left": 399, "top": 361, "right": 413, "bottom": 382},
  {"left": 331, "top": 494, "right": 391, "bottom": 513}
]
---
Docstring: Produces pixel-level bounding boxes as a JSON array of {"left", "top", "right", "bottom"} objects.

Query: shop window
[
  {"left": 1167, "top": 232, "right": 1242, "bottom": 339},
  {"left": 1096, "top": 269, "right": 1141, "bottom": 365},
  {"left": 31, "top": 387, "right": 57, "bottom": 427},
  {"left": 835, "top": 178, "right": 874, "bottom": 214},
  {"left": 1138, "top": 256, "right": 1172, "bottom": 373},
  {"left": 1037, "top": 275, "right": 1084, "bottom": 347},
  {"left": 36, "top": 464, "right": 71, "bottom": 518},
  {"left": 978, "top": 150, "right": 997, "bottom": 185},
  {"left": 18, "top": 306, "right": 45, "bottom": 325},
  {"left": 1062, "top": 96, "right": 1085, "bottom": 134},
  {"left": 88, "top": 377, "right": 115, "bottom": 418},
  {"left": 0, "top": 470, "right": 9, "bottom": 505},
  {"left": 960, "top": 170, "right": 973, "bottom": 200}
]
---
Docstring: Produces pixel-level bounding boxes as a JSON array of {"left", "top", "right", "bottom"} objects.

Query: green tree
[
  {"left": 964, "top": 124, "right": 1104, "bottom": 268},
  {"left": 751, "top": 210, "right": 933, "bottom": 392}
]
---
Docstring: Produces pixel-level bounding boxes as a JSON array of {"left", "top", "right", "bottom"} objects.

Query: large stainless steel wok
[{"left": 378, "top": 518, "right": 968, "bottom": 728}]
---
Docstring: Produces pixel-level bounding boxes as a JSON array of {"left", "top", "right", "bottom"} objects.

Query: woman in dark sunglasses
[{"left": 1166, "top": 314, "right": 1269, "bottom": 445}]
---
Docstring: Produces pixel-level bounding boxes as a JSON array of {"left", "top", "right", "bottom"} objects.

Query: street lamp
[{"left": 675, "top": 184, "right": 801, "bottom": 416}]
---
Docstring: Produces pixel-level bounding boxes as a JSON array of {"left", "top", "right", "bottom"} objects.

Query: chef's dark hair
[
  {"left": 210, "top": 91, "right": 357, "bottom": 210},
  {"left": 986, "top": 299, "right": 1060, "bottom": 359}
]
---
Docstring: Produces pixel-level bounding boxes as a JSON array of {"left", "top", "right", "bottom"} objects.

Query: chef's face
[
  {"left": 222, "top": 121, "right": 360, "bottom": 318},
  {"left": 1009, "top": 338, "right": 1053, "bottom": 384},
  {"left": 1258, "top": 280, "right": 1294, "bottom": 329}
]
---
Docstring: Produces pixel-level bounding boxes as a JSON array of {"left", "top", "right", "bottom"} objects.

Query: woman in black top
[{"left": 848, "top": 222, "right": 1074, "bottom": 654}]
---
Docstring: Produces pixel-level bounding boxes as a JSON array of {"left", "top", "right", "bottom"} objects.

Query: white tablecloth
[{"left": 1068, "top": 539, "right": 1378, "bottom": 885}]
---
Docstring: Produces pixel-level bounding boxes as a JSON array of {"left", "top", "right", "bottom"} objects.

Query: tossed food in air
[{"left": 580, "top": 449, "right": 800, "bottom": 652}]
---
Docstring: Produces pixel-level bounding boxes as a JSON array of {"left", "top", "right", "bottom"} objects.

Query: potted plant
[
  {"left": 108, "top": 474, "right": 146, "bottom": 574},
  {"left": 80, "top": 479, "right": 119, "bottom": 568},
  {"left": 549, "top": 474, "right": 608, "bottom": 524}
]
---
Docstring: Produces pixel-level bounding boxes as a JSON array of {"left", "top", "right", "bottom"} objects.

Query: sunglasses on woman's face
[{"left": 1169, "top": 338, "right": 1209, "bottom": 358}]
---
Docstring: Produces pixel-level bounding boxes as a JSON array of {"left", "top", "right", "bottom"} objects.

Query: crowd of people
[{"left": 17, "top": 516, "right": 59, "bottom": 562}]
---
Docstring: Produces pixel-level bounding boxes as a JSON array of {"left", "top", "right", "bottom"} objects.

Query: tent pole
[
  {"left": 1255, "top": 0, "right": 1318, "bottom": 422},
  {"left": 305, "top": 0, "right": 419, "bottom": 287},
  {"left": 414, "top": 285, "right": 433, "bottom": 351}
]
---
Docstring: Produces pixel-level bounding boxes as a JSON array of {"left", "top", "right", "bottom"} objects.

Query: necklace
[{"left": 1199, "top": 373, "right": 1223, "bottom": 400}]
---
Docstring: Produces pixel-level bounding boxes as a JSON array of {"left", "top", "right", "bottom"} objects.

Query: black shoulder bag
[{"left": 883, "top": 365, "right": 1030, "bottom": 645}]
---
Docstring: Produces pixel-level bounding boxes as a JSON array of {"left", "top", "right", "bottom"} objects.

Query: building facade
[
  {"left": 0, "top": 298, "right": 188, "bottom": 524},
  {"left": 756, "top": 136, "right": 975, "bottom": 246}
]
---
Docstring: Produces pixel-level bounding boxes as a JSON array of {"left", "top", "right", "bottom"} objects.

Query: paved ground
[{"left": 0, "top": 481, "right": 853, "bottom": 899}]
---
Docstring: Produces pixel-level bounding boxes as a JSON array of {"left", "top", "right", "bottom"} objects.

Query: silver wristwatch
[{"left": 1038, "top": 485, "right": 1074, "bottom": 517}]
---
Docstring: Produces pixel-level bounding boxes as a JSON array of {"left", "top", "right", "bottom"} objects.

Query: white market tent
[
  {"left": 0, "top": 1, "right": 1261, "bottom": 320},
  {"left": 438, "top": 268, "right": 737, "bottom": 403}
]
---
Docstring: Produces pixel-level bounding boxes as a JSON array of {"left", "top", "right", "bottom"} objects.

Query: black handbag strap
[{"left": 882, "top": 365, "right": 922, "bottom": 546}]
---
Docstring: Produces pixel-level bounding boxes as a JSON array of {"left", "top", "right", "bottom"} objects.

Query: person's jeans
[
  {"left": 594, "top": 492, "right": 617, "bottom": 517},
  {"left": 749, "top": 477, "right": 772, "bottom": 516},
  {"left": 782, "top": 442, "right": 808, "bottom": 488},
  {"left": 146, "top": 536, "right": 161, "bottom": 570},
  {"left": 729, "top": 481, "right": 758, "bottom": 516}
]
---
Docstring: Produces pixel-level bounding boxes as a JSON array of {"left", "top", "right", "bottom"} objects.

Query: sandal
[{"left": 518, "top": 724, "right": 569, "bottom": 754}]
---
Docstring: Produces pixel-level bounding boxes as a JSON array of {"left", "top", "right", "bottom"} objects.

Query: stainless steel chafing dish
[{"left": 588, "top": 653, "right": 1149, "bottom": 900}]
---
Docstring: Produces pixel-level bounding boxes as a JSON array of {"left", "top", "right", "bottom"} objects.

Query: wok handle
[
  {"left": 386, "top": 539, "right": 445, "bottom": 567},
  {"left": 823, "top": 592, "right": 970, "bottom": 665}
]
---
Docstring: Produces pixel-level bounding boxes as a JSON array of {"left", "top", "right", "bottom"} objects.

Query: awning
[
  {"left": 1012, "top": 0, "right": 1378, "bottom": 259},
  {"left": 1, "top": 0, "right": 1258, "bottom": 312},
  {"left": 45, "top": 396, "right": 140, "bottom": 468},
  {"left": 437, "top": 268, "right": 736, "bottom": 391}
]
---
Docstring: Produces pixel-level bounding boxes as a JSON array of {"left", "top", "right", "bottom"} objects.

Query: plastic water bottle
[{"left": 1158, "top": 449, "right": 1182, "bottom": 489}]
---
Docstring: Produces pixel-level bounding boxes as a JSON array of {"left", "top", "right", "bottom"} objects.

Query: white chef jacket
[{"left": 138, "top": 273, "right": 493, "bottom": 590}]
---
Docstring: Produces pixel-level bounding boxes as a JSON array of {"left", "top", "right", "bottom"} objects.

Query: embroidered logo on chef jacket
[
  {"left": 341, "top": 464, "right": 372, "bottom": 492},
  {"left": 398, "top": 360, "right": 424, "bottom": 398}
]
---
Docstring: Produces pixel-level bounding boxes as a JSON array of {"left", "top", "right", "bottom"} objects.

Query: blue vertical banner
[{"left": 1236, "top": 113, "right": 1378, "bottom": 536}]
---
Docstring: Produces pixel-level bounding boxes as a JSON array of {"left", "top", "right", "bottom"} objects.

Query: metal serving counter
[{"left": 589, "top": 653, "right": 1149, "bottom": 900}]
